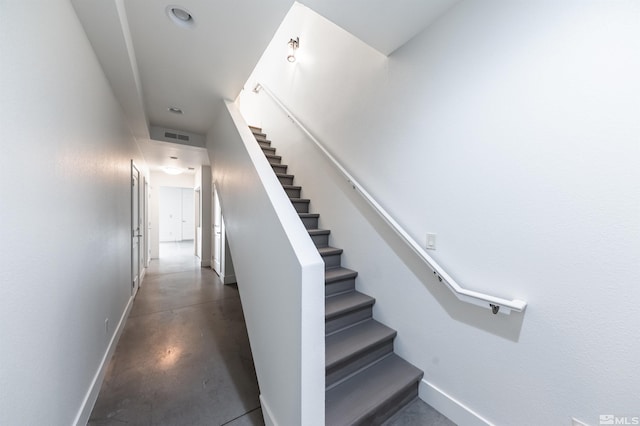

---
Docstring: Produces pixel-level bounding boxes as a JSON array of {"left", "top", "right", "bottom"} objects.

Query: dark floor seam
[
  {"left": 219, "top": 406, "right": 261, "bottom": 426},
  {"left": 128, "top": 296, "right": 240, "bottom": 318}
]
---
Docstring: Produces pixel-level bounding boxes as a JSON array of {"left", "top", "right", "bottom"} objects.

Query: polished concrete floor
[
  {"left": 89, "top": 241, "right": 263, "bottom": 425},
  {"left": 89, "top": 241, "right": 454, "bottom": 426}
]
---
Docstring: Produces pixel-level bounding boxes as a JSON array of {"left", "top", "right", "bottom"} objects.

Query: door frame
[{"left": 131, "top": 161, "right": 142, "bottom": 296}]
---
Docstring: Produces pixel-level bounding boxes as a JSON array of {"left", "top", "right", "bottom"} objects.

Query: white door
[
  {"left": 181, "top": 188, "right": 195, "bottom": 240},
  {"left": 212, "top": 188, "right": 222, "bottom": 274},
  {"left": 131, "top": 162, "right": 141, "bottom": 295}
]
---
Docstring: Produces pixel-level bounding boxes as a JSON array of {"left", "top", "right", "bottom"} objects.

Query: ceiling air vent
[{"left": 164, "top": 131, "right": 190, "bottom": 142}]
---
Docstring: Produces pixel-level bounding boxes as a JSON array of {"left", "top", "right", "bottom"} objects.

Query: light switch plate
[{"left": 426, "top": 233, "right": 437, "bottom": 250}]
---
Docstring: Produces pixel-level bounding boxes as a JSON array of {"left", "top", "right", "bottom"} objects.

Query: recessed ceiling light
[
  {"left": 168, "top": 106, "right": 183, "bottom": 114},
  {"left": 163, "top": 166, "right": 183, "bottom": 175},
  {"left": 166, "top": 5, "right": 195, "bottom": 28}
]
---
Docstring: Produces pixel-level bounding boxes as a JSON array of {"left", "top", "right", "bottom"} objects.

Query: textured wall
[{"left": 0, "top": 1, "right": 146, "bottom": 424}]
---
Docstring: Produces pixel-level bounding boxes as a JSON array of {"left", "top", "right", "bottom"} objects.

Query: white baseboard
[
  {"left": 73, "top": 296, "right": 134, "bottom": 426},
  {"left": 419, "top": 378, "right": 494, "bottom": 426},
  {"left": 222, "top": 273, "right": 237, "bottom": 285},
  {"left": 260, "top": 394, "right": 277, "bottom": 426}
]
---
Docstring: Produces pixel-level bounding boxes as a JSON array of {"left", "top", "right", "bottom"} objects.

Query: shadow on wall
[{"left": 325, "top": 168, "right": 526, "bottom": 342}]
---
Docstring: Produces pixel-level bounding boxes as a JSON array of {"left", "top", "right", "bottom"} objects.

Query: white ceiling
[
  {"left": 300, "top": 0, "right": 460, "bottom": 55},
  {"left": 71, "top": 0, "right": 458, "bottom": 173}
]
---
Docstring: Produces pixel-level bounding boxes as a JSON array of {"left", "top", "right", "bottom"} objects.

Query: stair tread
[
  {"left": 282, "top": 185, "right": 302, "bottom": 190},
  {"left": 318, "top": 246, "right": 343, "bottom": 257},
  {"left": 264, "top": 154, "right": 281, "bottom": 160},
  {"left": 325, "top": 354, "right": 423, "bottom": 426},
  {"left": 325, "top": 291, "right": 373, "bottom": 319},
  {"left": 325, "top": 267, "right": 358, "bottom": 283},
  {"left": 299, "top": 213, "right": 319, "bottom": 218},
  {"left": 326, "top": 319, "right": 396, "bottom": 369},
  {"left": 276, "top": 173, "right": 294, "bottom": 178},
  {"left": 289, "top": 197, "right": 310, "bottom": 203},
  {"left": 252, "top": 131, "right": 267, "bottom": 138},
  {"left": 308, "top": 228, "right": 330, "bottom": 236}
]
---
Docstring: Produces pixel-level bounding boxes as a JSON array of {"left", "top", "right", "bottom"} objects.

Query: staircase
[{"left": 250, "top": 126, "right": 424, "bottom": 426}]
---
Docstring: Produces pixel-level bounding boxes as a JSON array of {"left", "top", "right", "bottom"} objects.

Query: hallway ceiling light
[
  {"left": 163, "top": 166, "right": 183, "bottom": 175},
  {"left": 168, "top": 106, "right": 183, "bottom": 114},
  {"left": 166, "top": 6, "right": 195, "bottom": 29},
  {"left": 287, "top": 37, "right": 299, "bottom": 63}
]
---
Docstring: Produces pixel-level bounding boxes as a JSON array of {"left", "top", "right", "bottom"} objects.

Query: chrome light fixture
[{"left": 287, "top": 37, "right": 299, "bottom": 63}]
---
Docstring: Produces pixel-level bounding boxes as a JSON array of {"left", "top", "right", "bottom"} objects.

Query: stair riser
[
  {"left": 277, "top": 175, "right": 294, "bottom": 185},
  {"left": 326, "top": 340, "right": 395, "bottom": 389},
  {"left": 354, "top": 382, "right": 420, "bottom": 426},
  {"left": 322, "top": 252, "right": 342, "bottom": 269},
  {"left": 259, "top": 141, "right": 272, "bottom": 149},
  {"left": 284, "top": 187, "right": 301, "bottom": 198},
  {"left": 326, "top": 277, "right": 356, "bottom": 297},
  {"left": 326, "top": 306, "right": 372, "bottom": 335},
  {"left": 261, "top": 146, "right": 275, "bottom": 155},
  {"left": 292, "top": 201, "right": 310, "bottom": 213},
  {"left": 301, "top": 216, "right": 319, "bottom": 229},
  {"left": 267, "top": 157, "right": 281, "bottom": 165},
  {"left": 272, "top": 164, "right": 287, "bottom": 174},
  {"left": 311, "top": 233, "right": 329, "bottom": 247}
]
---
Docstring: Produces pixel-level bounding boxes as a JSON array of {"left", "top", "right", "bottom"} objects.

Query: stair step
[
  {"left": 325, "top": 267, "right": 358, "bottom": 296},
  {"left": 308, "top": 228, "right": 331, "bottom": 247},
  {"left": 325, "top": 291, "right": 374, "bottom": 334},
  {"left": 318, "top": 246, "right": 343, "bottom": 269},
  {"left": 252, "top": 131, "right": 267, "bottom": 138},
  {"left": 249, "top": 125, "right": 262, "bottom": 132},
  {"left": 325, "top": 354, "right": 423, "bottom": 426},
  {"left": 290, "top": 197, "right": 310, "bottom": 213},
  {"left": 271, "top": 163, "right": 287, "bottom": 174},
  {"left": 276, "top": 173, "right": 294, "bottom": 185},
  {"left": 299, "top": 213, "right": 320, "bottom": 229},
  {"left": 282, "top": 184, "right": 301, "bottom": 198},
  {"left": 265, "top": 154, "right": 282, "bottom": 165},
  {"left": 261, "top": 145, "right": 276, "bottom": 154},
  {"left": 326, "top": 319, "right": 396, "bottom": 388}
]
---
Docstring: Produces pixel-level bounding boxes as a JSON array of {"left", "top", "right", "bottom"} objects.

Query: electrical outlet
[{"left": 426, "top": 233, "right": 437, "bottom": 250}]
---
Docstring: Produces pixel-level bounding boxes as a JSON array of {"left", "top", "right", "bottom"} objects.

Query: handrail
[{"left": 254, "top": 83, "right": 527, "bottom": 315}]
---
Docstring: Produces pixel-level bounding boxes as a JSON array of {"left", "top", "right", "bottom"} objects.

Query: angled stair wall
[{"left": 206, "top": 101, "right": 325, "bottom": 426}]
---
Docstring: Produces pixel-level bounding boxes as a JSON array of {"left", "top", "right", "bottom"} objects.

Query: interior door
[
  {"left": 212, "top": 188, "right": 222, "bottom": 274},
  {"left": 180, "top": 188, "right": 195, "bottom": 240},
  {"left": 131, "top": 162, "right": 141, "bottom": 295}
]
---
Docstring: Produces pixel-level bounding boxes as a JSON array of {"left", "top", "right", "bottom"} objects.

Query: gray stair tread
[
  {"left": 325, "top": 354, "right": 423, "bottom": 426},
  {"left": 308, "top": 229, "right": 330, "bottom": 236},
  {"left": 299, "top": 213, "right": 319, "bottom": 218},
  {"left": 318, "top": 246, "right": 343, "bottom": 257},
  {"left": 276, "top": 173, "right": 294, "bottom": 178},
  {"left": 282, "top": 185, "right": 301, "bottom": 190},
  {"left": 252, "top": 131, "right": 266, "bottom": 138},
  {"left": 325, "top": 291, "right": 373, "bottom": 319},
  {"left": 325, "top": 267, "right": 358, "bottom": 283},
  {"left": 265, "top": 154, "right": 281, "bottom": 160},
  {"left": 289, "top": 197, "right": 310, "bottom": 203},
  {"left": 326, "top": 319, "right": 396, "bottom": 369}
]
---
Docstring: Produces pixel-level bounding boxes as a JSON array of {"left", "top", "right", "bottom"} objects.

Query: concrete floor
[
  {"left": 89, "top": 241, "right": 263, "bottom": 425},
  {"left": 89, "top": 241, "right": 455, "bottom": 426}
]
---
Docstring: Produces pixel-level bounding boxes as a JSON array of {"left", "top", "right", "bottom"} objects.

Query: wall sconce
[{"left": 287, "top": 37, "right": 299, "bottom": 63}]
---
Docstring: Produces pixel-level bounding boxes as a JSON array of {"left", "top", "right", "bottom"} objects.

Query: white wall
[
  {"left": 206, "top": 101, "right": 325, "bottom": 426},
  {"left": 197, "top": 165, "right": 212, "bottom": 267},
  {"left": 0, "top": 1, "right": 148, "bottom": 424},
  {"left": 240, "top": 2, "right": 640, "bottom": 425},
  {"left": 149, "top": 171, "right": 195, "bottom": 258}
]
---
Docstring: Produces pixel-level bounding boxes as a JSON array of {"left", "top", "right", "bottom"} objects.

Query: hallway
[{"left": 88, "top": 242, "right": 263, "bottom": 425}]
